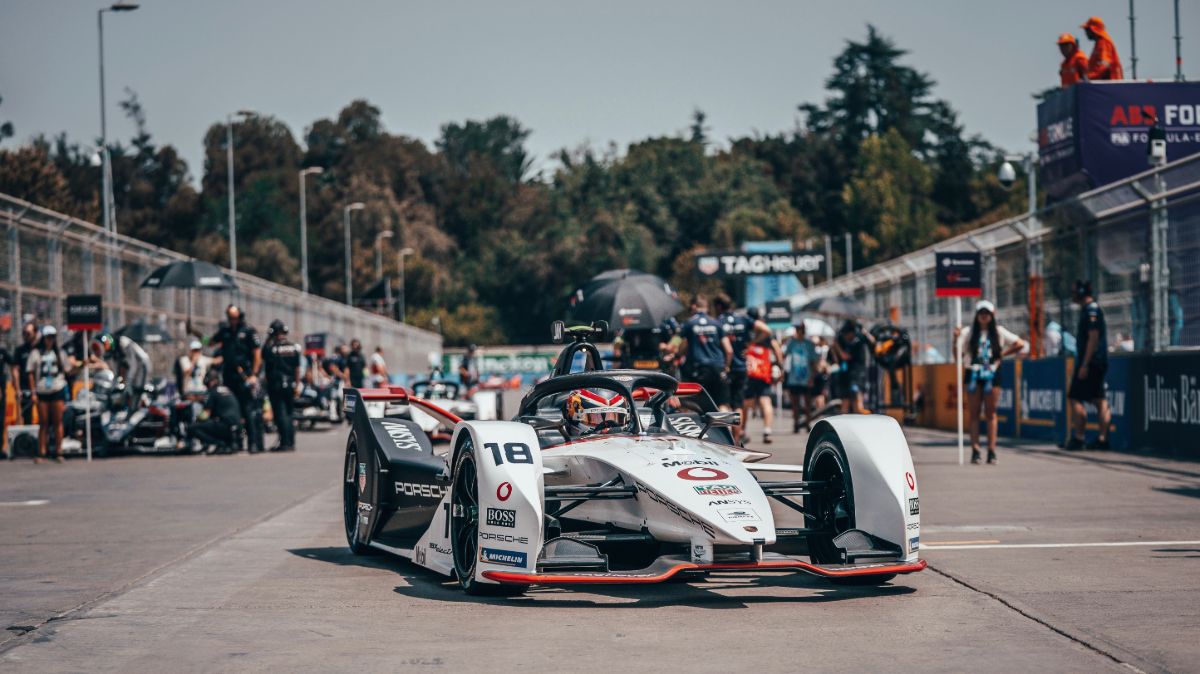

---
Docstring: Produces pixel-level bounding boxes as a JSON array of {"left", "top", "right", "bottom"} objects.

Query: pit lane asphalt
[{"left": 1, "top": 410, "right": 1198, "bottom": 673}]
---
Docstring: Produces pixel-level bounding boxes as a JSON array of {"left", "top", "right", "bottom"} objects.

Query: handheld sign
[
  {"left": 65, "top": 295, "right": 103, "bottom": 331},
  {"left": 934, "top": 252, "right": 982, "bottom": 298}
]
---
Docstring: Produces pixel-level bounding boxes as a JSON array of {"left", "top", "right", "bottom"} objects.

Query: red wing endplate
[
  {"left": 352, "top": 386, "right": 463, "bottom": 426},
  {"left": 481, "top": 554, "right": 926, "bottom": 586}
]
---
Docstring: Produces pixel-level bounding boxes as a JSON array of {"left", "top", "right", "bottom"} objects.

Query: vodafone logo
[
  {"left": 496, "top": 482, "right": 512, "bottom": 501},
  {"left": 677, "top": 467, "right": 730, "bottom": 481},
  {"left": 906, "top": 472, "right": 916, "bottom": 490}
]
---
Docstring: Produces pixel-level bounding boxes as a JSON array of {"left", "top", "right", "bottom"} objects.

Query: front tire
[
  {"left": 343, "top": 439, "right": 373, "bottom": 555},
  {"left": 450, "top": 439, "right": 524, "bottom": 597}
]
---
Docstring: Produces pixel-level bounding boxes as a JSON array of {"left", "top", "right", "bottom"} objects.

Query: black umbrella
[
  {"left": 798, "top": 296, "right": 870, "bottom": 319},
  {"left": 115, "top": 319, "right": 173, "bottom": 345},
  {"left": 141, "top": 260, "right": 237, "bottom": 290},
  {"left": 571, "top": 270, "right": 683, "bottom": 331}
]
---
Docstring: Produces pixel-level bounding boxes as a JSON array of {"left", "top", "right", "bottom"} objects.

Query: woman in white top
[
  {"left": 954, "top": 300, "right": 1026, "bottom": 465},
  {"left": 26, "top": 326, "right": 74, "bottom": 463}
]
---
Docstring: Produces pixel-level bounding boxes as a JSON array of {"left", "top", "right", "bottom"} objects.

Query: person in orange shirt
[
  {"left": 1082, "top": 16, "right": 1124, "bottom": 81},
  {"left": 1058, "top": 33, "right": 1089, "bottom": 87}
]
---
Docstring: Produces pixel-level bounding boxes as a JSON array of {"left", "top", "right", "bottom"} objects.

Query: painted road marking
[
  {"left": 923, "top": 539, "right": 1200, "bottom": 551},
  {"left": 0, "top": 499, "right": 49, "bottom": 506}
]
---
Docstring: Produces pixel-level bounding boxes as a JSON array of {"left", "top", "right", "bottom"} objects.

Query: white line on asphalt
[
  {"left": 923, "top": 539, "right": 1200, "bottom": 551},
  {"left": 0, "top": 500, "right": 49, "bottom": 506}
]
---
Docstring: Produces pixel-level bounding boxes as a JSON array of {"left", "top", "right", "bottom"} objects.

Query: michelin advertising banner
[{"left": 1019, "top": 358, "right": 1067, "bottom": 442}]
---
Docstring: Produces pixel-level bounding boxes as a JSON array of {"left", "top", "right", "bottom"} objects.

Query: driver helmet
[
  {"left": 563, "top": 389, "right": 629, "bottom": 436},
  {"left": 93, "top": 332, "right": 115, "bottom": 355}
]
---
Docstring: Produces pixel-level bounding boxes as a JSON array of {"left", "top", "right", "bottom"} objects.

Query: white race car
[{"left": 342, "top": 324, "right": 924, "bottom": 596}]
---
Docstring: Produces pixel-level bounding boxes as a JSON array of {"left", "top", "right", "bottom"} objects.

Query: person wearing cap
[
  {"left": 263, "top": 320, "right": 302, "bottom": 452},
  {"left": 1067, "top": 280, "right": 1111, "bottom": 450},
  {"left": 12, "top": 321, "right": 40, "bottom": 425},
  {"left": 175, "top": 339, "right": 211, "bottom": 397},
  {"left": 1082, "top": 16, "right": 1124, "bottom": 81},
  {"left": 832, "top": 319, "right": 873, "bottom": 415},
  {"left": 783, "top": 321, "right": 821, "bottom": 433},
  {"left": 26, "top": 326, "right": 74, "bottom": 463},
  {"left": 954, "top": 300, "right": 1026, "bottom": 464},
  {"left": 1058, "top": 33, "right": 1089, "bottom": 87}
]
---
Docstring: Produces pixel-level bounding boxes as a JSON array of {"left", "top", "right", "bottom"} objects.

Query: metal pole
[
  {"left": 955, "top": 296, "right": 964, "bottom": 465},
  {"left": 1025, "top": 155, "right": 1037, "bottom": 215},
  {"left": 1175, "top": 0, "right": 1184, "bottom": 82},
  {"left": 84, "top": 329, "right": 92, "bottom": 463},
  {"left": 824, "top": 235, "right": 833, "bottom": 283},
  {"left": 1151, "top": 171, "right": 1170, "bottom": 350},
  {"left": 343, "top": 207, "right": 352, "bottom": 306},
  {"left": 844, "top": 234, "right": 853, "bottom": 276},
  {"left": 375, "top": 239, "right": 383, "bottom": 281},
  {"left": 1129, "top": 0, "right": 1138, "bottom": 80},
  {"left": 299, "top": 170, "right": 308, "bottom": 295},
  {"left": 97, "top": 10, "right": 109, "bottom": 235},
  {"left": 226, "top": 115, "right": 236, "bottom": 275},
  {"left": 398, "top": 251, "right": 406, "bottom": 323}
]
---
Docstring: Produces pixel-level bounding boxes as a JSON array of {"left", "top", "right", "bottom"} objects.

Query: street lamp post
[
  {"left": 374, "top": 230, "right": 394, "bottom": 281},
  {"left": 97, "top": 2, "right": 139, "bottom": 237},
  {"left": 226, "top": 109, "right": 255, "bottom": 276},
  {"left": 298, "top": 167, "right": 323, "bottom": 294},
  {"left": 999, "top": 153, "right": 1037, "bottom": 215},
  {"left": 398, "top": 247, "right": 415, "bottom": 323},
  {"left": 343, "top": 202, "right": 365, "bottom": 306}
]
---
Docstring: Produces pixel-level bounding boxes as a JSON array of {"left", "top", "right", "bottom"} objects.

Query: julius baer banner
[{"left": 1130, "top": 351, "right": 1200, "bottom": 454}]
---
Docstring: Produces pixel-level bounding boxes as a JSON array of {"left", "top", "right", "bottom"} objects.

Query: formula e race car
[{"left": 341, "top": 323, "right": 925, "bottom": 595}]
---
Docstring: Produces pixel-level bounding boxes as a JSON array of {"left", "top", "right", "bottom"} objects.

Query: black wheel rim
[
  {"left": 451, "top": 450, "right": 479, "bottom": 583},
  {"left": 813, "top": 444, "right": 852, "bottom": 536}
]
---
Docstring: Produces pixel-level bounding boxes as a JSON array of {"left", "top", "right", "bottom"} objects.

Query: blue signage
[{"left": 1019, "top": 358, "right": 1068, "bottom": 442}]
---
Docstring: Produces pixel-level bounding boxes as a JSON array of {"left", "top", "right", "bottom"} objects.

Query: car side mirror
[
  {"left": 551, "top": 320, "right": 565, "bottom": 344},
  {"left": 519, "top": 415, "right": 566, "bottom": 433},
  {"left": 701, "top": 411, "right": 740, "bottom": 437}
]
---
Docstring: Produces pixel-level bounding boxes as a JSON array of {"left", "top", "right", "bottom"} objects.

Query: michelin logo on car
[{"left": 480, "top": 547, "right": 527, "bottom": 568}]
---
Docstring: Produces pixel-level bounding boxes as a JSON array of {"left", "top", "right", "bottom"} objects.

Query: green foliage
[{"left": 0, "top": 27, "right": 1025, "bottom": 347}]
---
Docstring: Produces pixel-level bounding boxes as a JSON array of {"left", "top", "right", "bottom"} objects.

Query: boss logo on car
[
  {"left": 379, "top": 421, "right": 423, "bottom": 452},
  {"left": 908, "top": 497, "right": 920, "bottom": 515},
  {"left": 479, "top": 547, "right": 527, "bottom": 568},
  {"left": 480, "top": 531, "right": 529, "bottom": 544},
  {"left": 394, "top": 482, "right": 447, "bottom": 500},
  {"left": 661, "top": 459, "right": 719, "bottom": 468},
  {"left": 694, "top": 484, "right": 741, "bottom": 496},
  {"left": 486, "top": 507, "right": 516, "bottom": 528}
]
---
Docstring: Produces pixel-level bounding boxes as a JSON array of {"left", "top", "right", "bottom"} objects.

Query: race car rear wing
[{"left": 344, "top": 386, "right": 463, "bottom": 428}]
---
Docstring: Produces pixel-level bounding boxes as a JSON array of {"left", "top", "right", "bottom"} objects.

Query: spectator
[
  {"left": 832, "top": 320, "right": 872, "bottom": 415},
  {"left": 26, "top": 326, "right": 73, "bottom": 463},
  {"left": 345, "top": 339, "right": 367, "bottom": 389},
  {"left": 675, "top": 295, "right": 734, "bottom": 410},
  {"left": 1058, "top": 33, "right": 1089, "bottom": 87},
  {"left": 1067, "top": 281, "right": 1111, "bottom": 450},
  {"left": 174, "top": 340, "right": 211, "bottom": 397},
  {"left": 784, "top": 322, "right": 821, "bottom": 433},
  {"left": 263, "top": 320, "right": 302, "bottom": 452},
  {"left": 1082, "top": 16, "right": 1123, "bottom": 81},
  {"left": 210, "top": 305, "right": 263, "bottom": 452},
  {"left": 954, "top": 300, "right": 1027, "bottom": 464},
  {"left": 458, "top": 344, "right": 479, "bottom": 387},
  {"left": 370, "top": 346, "right": 389, "bottom": 387},
  {"left": 743, "top": 330, "right": 784, "bottom": 445},
  {"left": 713, "top": 294, "right": 772, "bottom": 442},
  {"left": 189, "top": 372, "right": 242, "bottom": 453},
  {"left": 13, "top": 321, "right": 39, "bottom": 424}
]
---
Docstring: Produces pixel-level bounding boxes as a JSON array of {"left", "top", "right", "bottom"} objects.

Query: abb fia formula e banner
[
  {"left": 934, "top": 252, "right": 981, "bottom": 298},
  {"left": 1038, "top": 81, "right": 1200, "bottom": 200}
]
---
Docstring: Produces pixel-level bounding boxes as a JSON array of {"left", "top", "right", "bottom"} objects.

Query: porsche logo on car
[{"left": 677, "top": 467, "right": 729, "bottom": 481}]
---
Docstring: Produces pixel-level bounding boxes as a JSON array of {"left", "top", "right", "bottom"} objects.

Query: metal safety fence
[
  {"left": 0, "top": 192, "right": 442, "bottom": 375},
  {"left": 798, "top": 152, "right": 1200, "bottom": 364}
]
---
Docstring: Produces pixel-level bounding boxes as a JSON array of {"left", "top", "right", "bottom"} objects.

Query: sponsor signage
[
  {"left": 1127, "top": 351, "right": 1200, "bottom": 455},
  {"left": 486, "top": 507, "right": 516, "bottom": 528},
  {"left": 65, "top": 294, "right": 103, "bottom": 331},
  {"left": 693, "top": 484, "right": 741, "bottom": 496},
  {"left": 934, "top": 252, "right": 982, "bottom": 298},
  {"left": 676, "top": 467, "right": 729, "bottom": 481},
  {"left": 763, "top": 300, "right": 792, "bottom": 325},
  {"left": 1038, "top": 82, "right": 1200, "bottom": 200},
  {"left": 480, "top": 547, "right": 527, "bottom": 568},
  {"left": 1019, "top": 357, "right": 1068, "bottom": 442},
  {"left": 695, "top": 250, "right": 825, "bottom": 278}
]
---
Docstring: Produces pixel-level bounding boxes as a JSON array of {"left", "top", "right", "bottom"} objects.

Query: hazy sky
[{"left": 1, "top": 0, "right": 1191, "bottom": 182}]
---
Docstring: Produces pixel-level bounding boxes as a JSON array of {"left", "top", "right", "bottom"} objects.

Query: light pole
[
  {"left": 343, "top": 202, "right": 365, "bottom": 306},
  {"left": 226, "top": 109, "right": 255, "bottom": 275},
  {"left": 298, "top": 166, "right": 323, "bottom": 294},
  {"left": 374, "top": 230, "right": 393, "bottom": 281},
  {"left": 398, "top": 247, "right": 415, "bottom": 323},
  {"left": 97, "top": 1, "right": 138, "bottom": 237}
]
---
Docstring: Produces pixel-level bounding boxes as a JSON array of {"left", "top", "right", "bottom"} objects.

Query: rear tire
[
  {"left": 343, "top": 440, "right": 374, "bottom": 555},
  {"left": 450, "top": 438, "right": 525, "bottom": 597}
]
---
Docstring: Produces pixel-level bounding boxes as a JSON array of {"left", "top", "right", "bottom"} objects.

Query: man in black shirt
[
  {"left": 0, "top": 341, "right": 9, "bottom": 458},
  {"left": 832, "top": 320, "right": 873, "bottom": 414},
  {"left": 1067, "top": 280, "right": 1111, "bottom": 449},
  {"left": 263, "top": 320, "right": 302, "bottom": 452},
  {"left": 12, "top": 321, "right": 38, "bottom": 424},
  {"left": 345, "top": 339, "right": 366, "bottom": 389},
  {"left": 675, "top": 296, "right": 734, "bottom": 409},
  {"left": 190, "top": 373, "right": 243, "bottom": 453},
  {"left": 210, "top": 305, "right": 263, "bottom": 452}
]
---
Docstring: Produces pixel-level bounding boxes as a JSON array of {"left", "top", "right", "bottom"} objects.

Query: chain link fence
[
  {"left": 1, "top": 192, "right": 441, "bottom": 375},
  {"left": 798, "top": 153, "right": 1200, "bottom": 363}
]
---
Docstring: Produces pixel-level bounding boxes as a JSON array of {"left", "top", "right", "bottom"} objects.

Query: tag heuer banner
[{"left": 695, "top": 250, "right": 825, "bottom": 277}]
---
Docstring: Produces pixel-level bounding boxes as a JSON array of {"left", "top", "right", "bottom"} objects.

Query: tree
[{"left": 842, "top": 128, "right": 937, "bottom": 264}]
